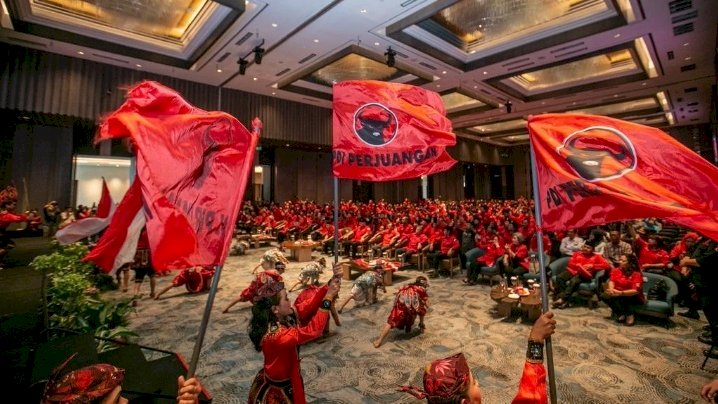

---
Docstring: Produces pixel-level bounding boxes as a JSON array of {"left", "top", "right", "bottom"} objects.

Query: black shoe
[
  {"left": 678, "top": 310, "right": 700, "bottom": 320},
  {"left": 698, "top": 334, "right": 714, "bottom": 345},
  {"left": 704, "top": 348, "right": 718, "bottom": 359}
]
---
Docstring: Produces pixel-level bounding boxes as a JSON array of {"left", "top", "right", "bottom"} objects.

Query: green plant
[{"left": 31, "top": 243, "right": 137, "bottom": 347}]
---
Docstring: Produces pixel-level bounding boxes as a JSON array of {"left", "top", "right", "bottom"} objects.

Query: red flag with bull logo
[
  {"left": 90, "top": 81, "right": 259, "bottom": 270},
  {"left": 332, "top": 80, "right": 457, "bottom": 181},
  {"left": 528, "top": 113, "right": 718, "bottom": 241}
]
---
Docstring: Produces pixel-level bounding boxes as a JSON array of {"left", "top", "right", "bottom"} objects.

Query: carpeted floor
[{"left": 104, "top": 246, "right": 717, "bottom": 403}]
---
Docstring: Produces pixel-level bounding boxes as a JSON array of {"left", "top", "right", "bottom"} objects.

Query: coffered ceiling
[{"left": 1, "top": 0, "right": 715, "bottom": 146}]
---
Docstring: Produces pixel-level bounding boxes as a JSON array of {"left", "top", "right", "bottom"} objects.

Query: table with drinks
[{"left": 490, "top": 277, "right": 542, "bottom": 321}]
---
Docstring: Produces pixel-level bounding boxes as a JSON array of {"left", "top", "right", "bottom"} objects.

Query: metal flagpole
[
  {"left": 529, "top": 137, "right": 558, "bottom": 404},
  {"left": 333, "top": 177, "right": 340, "bottom": 264},
  {"left": 188, "top": 264, "right": 223, "bottom": 377}
]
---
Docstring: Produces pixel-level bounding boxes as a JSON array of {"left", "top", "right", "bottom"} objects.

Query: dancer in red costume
[
  {"left": 400, "top": 312, "right": 556, "bottom": 403},
  {"left": 373, "top": 276, "right": 429, "bottom": 348},
  {"left": 222, "top": 261, "right": 286, "bottom": 313},
  {"left": 246, "top": 266, "right": 342, "bottom": 404},
  {"left": 154, "top": 265, "right": 216, "bottom": 300}
]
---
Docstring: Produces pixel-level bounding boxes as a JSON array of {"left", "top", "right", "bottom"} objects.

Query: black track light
[
  {"left": 253, "top": 46, "right": 265, "bottom": 65},
  {"left": 238, "top": 57, "right": 248, "bottom": 75},
  {"left": 505, "top": 100, "right": 513, "bottom": 113},
  {"left": 384, "top": 46, "right": 397, "bottom": 67}
]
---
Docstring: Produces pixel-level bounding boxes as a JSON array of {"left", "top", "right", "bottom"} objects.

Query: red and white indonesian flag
[
  {"left": 332, "top": 80, "right": 457, "bottom": 181},
  {"left": 528, "top": 113, "right": 718, "bottom": 240},
  {"left": 83, "top": 81, "right": 259, "bottom": 273},
  {"left": 56, "top": 178, "right": 115, "bottom": 245}
]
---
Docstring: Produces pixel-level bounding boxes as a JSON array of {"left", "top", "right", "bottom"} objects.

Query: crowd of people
[{"left": 3, "top": 187, "right": 717, "bottom": 402}]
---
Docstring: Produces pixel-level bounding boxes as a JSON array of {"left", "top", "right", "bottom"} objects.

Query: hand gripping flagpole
[{"left": 529, "top": 135, "right": 558, "bottom": 404}]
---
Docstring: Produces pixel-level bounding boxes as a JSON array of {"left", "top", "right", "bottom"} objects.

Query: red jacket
[{"left": 438, "top": 235, "right": 460, "bottom": 255}]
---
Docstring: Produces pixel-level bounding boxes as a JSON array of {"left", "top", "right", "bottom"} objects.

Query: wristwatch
[
  {"left": 321, "top": 299, "right": 332, "bottom": 310},
  {"left": 526, "top": 339, "right": 544, "bottom": 363}
]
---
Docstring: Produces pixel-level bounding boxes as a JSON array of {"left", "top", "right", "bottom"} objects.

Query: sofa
[
  {"left": 634, "top": 272, "right": 678, "bottom": 327},
  {"left": 550, "top": 256, "right": 604, "bottom": 308}
]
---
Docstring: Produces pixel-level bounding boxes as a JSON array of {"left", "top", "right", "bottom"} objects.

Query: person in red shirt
[
  {"left": 0, "top": 200, "right": 27, "bottom": 269},
  {"left": 553, "top": 239, "right": 610, "bottom": 309},
  {"left": 342, "top": 218, "right": 372, "bottom": 259},
  {"left": 426, "top": 226, "right": 459, "bottom": 277},
  {"left": 373, "top": 276, "right": 429, "bottom": 348},
  {"left": 498, "top": 232, "right": 530, "bottom": 285},
  {"left": 635, "top": 234, "right": 671, "bottom": 273},
  {"left": 247, "top": 270, "right": 341, "bottom": 404},
  {"left": 395, "top": 225, "right": 428, "bottom": 265},
  {"left": 400, "top": 312, "right": 556, "bottom": 404},
  {"left": 372, "top": 222, "right": 400, "bottom": 257},
  {"left": 602, "top": 254, "right": 644, "bottom": 326}
]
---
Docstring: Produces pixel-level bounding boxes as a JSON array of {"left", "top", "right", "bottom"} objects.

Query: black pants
[
  {"left": 426, "top": 252, "right": 448, "bottom": 271},
  {"left": 604, "top": 294, "right": 643, "bottom": 316},
  {"left": 395, "top": 248, "right": 414, "bottom": 263},
  {"left": 555, "top": 271, "right": 583, "bottom": 302}
]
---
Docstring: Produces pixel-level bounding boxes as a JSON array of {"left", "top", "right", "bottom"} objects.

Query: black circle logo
[
  {"left": 556, "top": 126, "right": 637, "bottom": 182},
  {"left": 353, "top": 103, "right": 399, "bottom": 146}
]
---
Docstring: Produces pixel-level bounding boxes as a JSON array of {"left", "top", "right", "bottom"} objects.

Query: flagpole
[
  {"left": 333, "top": 177, "right": 340, "bottom": 264},
  {"left": 529, "top": 137, "right": 558, "bottom": 404},
  {"left": 188, "top": 264, "right": 223, "bottom": 377}
]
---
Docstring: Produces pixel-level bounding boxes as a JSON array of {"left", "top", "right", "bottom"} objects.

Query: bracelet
[
  {"left": 320, "top": 299, "right": 332, "bottom": 310},
  {"left": 526, "top": 339, "right": 544, "bottom": 363}
]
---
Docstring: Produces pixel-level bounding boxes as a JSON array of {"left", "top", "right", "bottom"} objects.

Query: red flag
[
  {"left": 528, "top": 113, "right": 718, "bottom": 240},
  {"left": 332, "top": 80, "right": 457, "bottom": 181},
  {"left": 55, "top": 178, "right": 115, "bottom": 245},
  {"left": 83, "top": 179, "right": 145, "bottom": 273},
  {"left": 92, "top": 81, "right": 259, "bottom": 270}
]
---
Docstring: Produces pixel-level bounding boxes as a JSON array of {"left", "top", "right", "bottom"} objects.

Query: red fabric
[
  {"left": 96, "top": 178, "right": 112, "bottom": 218},
  {"left": 511, "top": 361, "right": 548, "bottom": 404},
  {"left": 83, "top": 180, "right": 144, "bottom": 273},
  {"left": 95, "top": 81, "right": 259, "bottom": 270},
  {"left": 293, "top": 285, "right": 328, "bottom": 325},
  {"left": 399, "top": 353, "right": 470, "bottom": 401},
  {"left": 387, "top": 284, "right": 428, "bottom": 330},
  {"left": 42, "top": 355, "right": 125, "bottom": 404},
  {"left": 610, "top": 268, "right": 644, "bottom": 297},
  {"left": 438, "top": 235, "right": 459, "bottom": 255},
  {"left": 239, "top": 270, "right": 285, "bottom": 303},
  {"left": 332, "top": 80, "right": 457, "bottom": 181},
  {"left": 566, "top": 252, "right": 610, "bottom": 280},
  {"left": 0, "top": 211, "right": 27, "bottom": 230},
  {"left": 261, "top": 306, "right": 329, "bottom": 404},
  {"left": 528, "top": 114, "right": 718, "bottom": 241},
  {"left": 171, "top": 267, "right": 215, "bottom": 293}
]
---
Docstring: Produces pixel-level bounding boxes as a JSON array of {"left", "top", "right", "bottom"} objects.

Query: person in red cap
[
  {"left": 247, "top": 265, "right": 342, "bottom": 404},
  {"left": 153, "top": 265, "right": 216, "bottom": 300},
  {"left": 40, "top": 353, "right": 202, "bottom": 404},
  {"left": 400, "top": 312, "right": 556, "bottom": 403},
  {"left": 373, "top": 276, "right": 429, "bottom": 348}
]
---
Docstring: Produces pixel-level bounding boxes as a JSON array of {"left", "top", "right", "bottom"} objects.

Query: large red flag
[
  {"left": 56, "top": 178, "right": 115, "bottom": 245},
  {"left": 528, "top": 113, "right": 718, "bottom": 240},
  {"left": 332, "top": 80, "right": 457, "bottom": 181},
  {"left": 90, "top": 81, "right": 258, "bottom": 270}
]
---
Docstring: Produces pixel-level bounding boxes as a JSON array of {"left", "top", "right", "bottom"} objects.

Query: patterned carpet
[{"left": 103, "top": 247, "right": 717, "bottom": 403}]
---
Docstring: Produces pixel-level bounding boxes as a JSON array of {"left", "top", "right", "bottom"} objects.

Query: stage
[{"left": 104, "top": 246, "right": 714, "bottom": 403}]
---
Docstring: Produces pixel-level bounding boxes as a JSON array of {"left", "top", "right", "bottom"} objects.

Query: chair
[
  {"left": 440, "top": 254, "right": 459, "bottom": 278},
  {"left": 550, "top": 256, "right": 603, "bottom": 308},
  {"left": 479, "top": 265, "right": 500, "bottom": 286},
  {"left": 634, "top": 272, "right": 678, "bottom": 328}
]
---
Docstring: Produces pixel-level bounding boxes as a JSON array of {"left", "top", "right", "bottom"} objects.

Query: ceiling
[{"left": 1, "top": 0, "right": 716, "bottom": 147}]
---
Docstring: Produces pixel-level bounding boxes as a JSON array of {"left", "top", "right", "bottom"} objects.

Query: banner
[
  {"left": 56, "top": 178, "right": 115, "bottom": 245},
  {"left": 90, "top": 81, "right": 259, "bottom": 270},
  {"left": 332, "top": 80, "right": 456, "bottom": 181},
  {"left": 528, "top": 113, "right": 718, "bottom": 240}
]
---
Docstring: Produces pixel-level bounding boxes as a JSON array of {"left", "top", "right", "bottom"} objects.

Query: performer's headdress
[
  {"left": 41, "top": 353, "right": 125, "bottom": 404},
  {"left": 415, "top": 276, "right": 429, "bottom": 288},
  {"left": 244, "top": 271, "right": 285, "bottom": 303},
  {"left": 399, "top": 353, "right": 471, "bottom": 403}
]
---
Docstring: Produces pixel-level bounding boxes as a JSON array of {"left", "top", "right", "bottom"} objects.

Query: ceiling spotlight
[
  {"left": 505, "top": 100, "right": 513, "bottom": 113},
  {"left": 253, "top": 46, "right": 265, "bottom": 64},
  {"left": 238, "top": 57, "right": 248, "bottom": 75},
  {"left": 384, "top": 46, "right": 397, "bottom": 67}
]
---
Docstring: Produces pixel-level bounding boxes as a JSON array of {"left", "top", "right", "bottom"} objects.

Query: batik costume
[
  {"left": 387, "top": 283, "right": 428, "bottom": 332},
  {"left": 171, "top": 266, "right": 216, "bottom": 293},
  {"left": 296, "top": 261, "right": 325, "bottom": 286},
  {"left": 350, "top": 271, "right": 384, "bottom": 305}
]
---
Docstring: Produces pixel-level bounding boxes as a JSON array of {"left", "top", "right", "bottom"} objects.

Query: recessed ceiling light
[
  {"left": 541, "top": 101, "right": 546, "bottom": 105},
  {"left": 436, "top": 84, "right": 441, "bottom": 88},
  {"left": 572, "top": 102, "right": 576, "bottom": 105},
  {"left": 360, "top": 9, "right": 367, "bottom": 13},
  {"left": 272, "top": 92, "right": 276, "bottom": 95},
  {"left": 613, "top": 94, "right": 619, "bottom": 97},
  {"left": 482, "top": 71, "right": 487, "bottom": 75},
  {"left": 441, "top": 71, "right": 447, "bottom": 74},
  {"left": 135, "top": 64, "right": 142, "bottom": 68},
  {"left": 684, "top": 56, "right": 692, "bottom": 61},
  {"left": 614, "top": 33, "right": 621, "bottom": 38},
  {"left": 313, "top": 39, "right": 319, "bottom": 43},
  {"left": 285, "top": 143, "right": 290, "bottom": 147},
  {"left": 641, "top": 82, "right": 647, "bottom": 86},
  {"left": 77, "top": 51, "right": 84, "bottom": 55},
  {"left": 374, "top": 42, "right": 380, "bottom": 46},
  {"left": 473, "top": 85, "right": 477, "bottom": 89},
  {"left": 216, "top": 68, "right": 222, "bottom": 73},
  {"left": 470, "top": 50, "right": 476, "bottom": 54},
  {"left": 271, "top": 23, "right": 277, "bottom": 27},
  {"left": 683, "top": 42, "right": 689, "bottom": 46},
  {"left": 253, "top": 77, "right": 258, "bottom": 81}
]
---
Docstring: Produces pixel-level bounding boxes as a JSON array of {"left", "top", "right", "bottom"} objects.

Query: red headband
[
  {"left": 399, "top": 353, "right": 471, "bottom": 402},
  {"left": 42, "top": 354, "right": 125, "bottom": 404}
]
